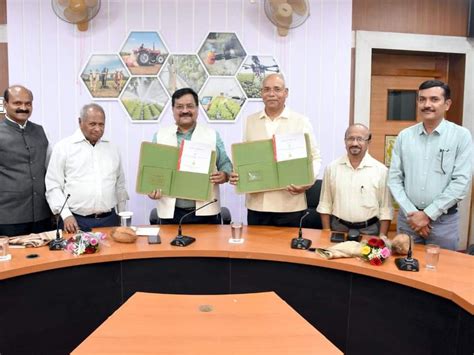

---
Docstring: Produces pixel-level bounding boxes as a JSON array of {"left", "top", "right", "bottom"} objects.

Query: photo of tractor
[
  {"left": 120, "top": 31, "right": 169, "bottom": 76},
  {"left": 134, "top": 44, "right": 166, "bottom": 66}
]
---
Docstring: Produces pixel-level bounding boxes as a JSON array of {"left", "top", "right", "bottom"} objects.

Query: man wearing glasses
[
  {"left": 230, "top": 73, "right": 322, "bottom": 227},
  {"left": 388, "top": 80, "right": 472, "bottom": 250},
  {"left": 148, "top": 88, "right": 232, "bottom": 224},
  {"left": 317, "top": 124, "right": 393, "bottom": 236}
]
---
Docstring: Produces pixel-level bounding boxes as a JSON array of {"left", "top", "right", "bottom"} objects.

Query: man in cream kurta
[
  {"left": 317, "top": 124, "right": 393, "bottom": 236},
  {"left": 148, "top": 88, "right": 232, "bottom": 224},
  {"left": 230, "top": 74, "right": 321, "bottom": 227}
]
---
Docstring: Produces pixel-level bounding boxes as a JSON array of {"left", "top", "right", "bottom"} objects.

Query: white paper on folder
[
  {"left": 178, "top": 140, "right": 212, "bottom": 174},
  {"left": 273, "top": 133, "right": 307, "bottom": 162}
]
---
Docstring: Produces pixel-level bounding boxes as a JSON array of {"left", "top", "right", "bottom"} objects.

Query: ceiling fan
[
  {"left": 51, "top": 0, "right": 101, "bottom": 32},
  {"left": 264, "top": 0, "right": 310, "bottom": 37}
]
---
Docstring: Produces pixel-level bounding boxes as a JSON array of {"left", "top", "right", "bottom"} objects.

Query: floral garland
[
  {"left": 360, "top": 237, "right": 391, "bottom": 266},
  {"left": 65, "top": 231, "right": 106, "bottom": 256}
]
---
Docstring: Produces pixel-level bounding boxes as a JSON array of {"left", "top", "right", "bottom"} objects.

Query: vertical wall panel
[{"left": 7, "top": 0, "right": 352, "bottom": 225}]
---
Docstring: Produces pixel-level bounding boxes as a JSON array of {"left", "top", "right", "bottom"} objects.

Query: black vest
[{"left": 0, "top": 119, "right": 51, "bottom": 224}]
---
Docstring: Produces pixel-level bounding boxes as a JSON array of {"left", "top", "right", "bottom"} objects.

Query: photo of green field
[
  {"left": 160, "top": 54, "right": 208, "bottom": 96},
  {"left": 199, "top": 77, "right": 246, "bottom": 122},
  {"left": 120, "top": 77, "right": 169, "bottom": 122}
]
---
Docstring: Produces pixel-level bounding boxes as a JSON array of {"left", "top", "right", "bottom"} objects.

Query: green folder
[
  {"left": 136, "top": 142, "right": 216, "bottom": 201},
  {"left": 232, "top": 134, "right": 314, "bottom": 193}
]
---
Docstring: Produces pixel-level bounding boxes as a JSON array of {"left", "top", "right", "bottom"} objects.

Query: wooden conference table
[
  {"left": 72, "top": 291, "right": 343, "bottom": 355},
  {"left": 0, "top": 225, "right": 472, "bottom": 355}
]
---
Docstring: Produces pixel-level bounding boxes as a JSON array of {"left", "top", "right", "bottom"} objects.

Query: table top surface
[
  {"left": 1, "top": 225, "right": 473, "bottom": 314},
  {"left": 72, "top": 291, "right": 343, "bottom": 355}
]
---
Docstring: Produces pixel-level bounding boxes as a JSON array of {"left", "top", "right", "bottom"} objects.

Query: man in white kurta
[
  {"left": 317, "top": 124, "right": 393, "bottom": 236},
  {"left": 46, "top": 104, "right": 129, "bottom": 233}
]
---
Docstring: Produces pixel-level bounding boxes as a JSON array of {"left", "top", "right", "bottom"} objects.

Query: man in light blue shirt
[{"left": 388, "top": 80, "right": 472, "bottom": 250}]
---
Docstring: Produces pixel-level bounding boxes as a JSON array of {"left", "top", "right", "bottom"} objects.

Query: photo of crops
[
  {"left": 199, "top": 77, "right": 246, "bottom": 122},
  {"left": 120, "top": 31, "right": 169, "bottom": 76},
  {"left": 159, "top": 54, "right": 208, "bottom": 96},
  {"left": 80, "top": 54, "right": 130, "bottom": 99},
  {"left": 198, "top": 32, "right": 246, "bottom": 76},
  {"left": 237, "top": 55, "right": 280, "bottom": 100},
  {"left": 120, "top": 77, "right": 169, "bottom": 122}
]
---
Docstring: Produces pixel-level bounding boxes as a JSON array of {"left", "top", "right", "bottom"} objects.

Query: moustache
[
  {"left": 422, "top": 108, "right": 435, "bottom": 112},
  {"left": 179, "top": 113, "right": 192, "bottom": 118},
  {"left": 16, "top": 109, "right": 30, "bottom": 114}
]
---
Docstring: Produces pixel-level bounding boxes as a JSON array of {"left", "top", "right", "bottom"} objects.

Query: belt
[
  {"left": 335, "top": 216, "right": 379, "bottom": 230},
  {"left": 418, "top": 204, "right": 457, "bottom": 215},
  {"left": 176, "top": 206, "right": 196, "bottom": 212},
  {"left": 80, "top": 211, "right": 113, "bottom": 219}
]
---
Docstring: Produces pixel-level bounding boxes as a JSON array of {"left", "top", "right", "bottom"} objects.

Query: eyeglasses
[
  {"left": 345, "top": 136, "right": 370, "bottom": 143},
  {"left": 174, "top": 104, "right": 197, "bottom": 111},
  {"left": 262, "top": 86, "right": 286, "bottom": 94}
]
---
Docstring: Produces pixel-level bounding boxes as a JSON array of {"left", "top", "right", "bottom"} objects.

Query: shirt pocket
[
  {"left": 434, "top": 149, "right": 455, "bottom": 175},
  {"left": 360, "top": 181, "right": 379, "bottom": 209}
]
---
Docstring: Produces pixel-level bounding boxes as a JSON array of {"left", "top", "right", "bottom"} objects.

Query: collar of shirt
[
  {"left": 418, "top": 118, "right": 446, "bottom": 136},
  {"left": 341, "top": 153, "right": 375, "bottom": 169},
  {"left": 258, "top": 106, "right": 290, "bottom": 121},
  {"left": 176, "top": 124, "right": 196, "bottom": 139},
  {"left": 5, "top": 115, "right": 28, "bottom": 129},
  {"left": 71, "top": 128, "right": 110, "bottom": 145}
]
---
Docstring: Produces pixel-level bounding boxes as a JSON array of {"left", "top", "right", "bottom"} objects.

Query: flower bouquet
[
  {"left": 360, "top": 237, "right": 391, "bottom": 266},
  {"left": 65, "top": 231, "right": 106, "bottom": 256}
]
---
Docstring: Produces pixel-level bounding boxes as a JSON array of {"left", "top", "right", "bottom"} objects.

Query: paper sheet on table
[
  {"left": 177, "top": 140, "right": 212, "bottom": 174},
  {"left": 273, "top": 133, "right": 307, "bottom": 162},
  {"left": 135, "top": 227, "right": 160, "bottom": 236}
]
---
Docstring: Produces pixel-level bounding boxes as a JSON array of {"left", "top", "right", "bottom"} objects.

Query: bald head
[
  {"left": 3, "top": 85, "right": 34, "bottom": 125},
  {"left": 344, "top": 124, "right": 371, "bottom": 140},
  {"left": 4, "top": 85, "right": 33, "bottom": 103}
]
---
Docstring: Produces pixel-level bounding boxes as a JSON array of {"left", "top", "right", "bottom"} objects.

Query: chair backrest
[
  {"left": 302, "top": 179, "right": 323, "bottom": 229},
  {"left": 306, "top": 179, "right": 322, "bottom": 208},
  {"left": 149, "top": 207, "right": 232, "bottom": 225}
]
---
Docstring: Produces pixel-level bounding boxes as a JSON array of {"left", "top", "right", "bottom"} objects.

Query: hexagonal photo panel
[
  {"left": 237, "top": 55, "right": 281, "bottom": 100},
  {"left": 119, "top": 31, "right": 169, "bottom": 76},
  {"left": 199, "top": 77, "right": 246, "bottom": 123},
  {"left": 119, "top": 77, "right": 169, "bottom": 123},
  {"left": 159, "top": 54, "right": 208, "bottom": 97},
  {"left": 80, "top": 54, "right": 130, "bottom": 100},
  {"left": 198, "top": 32, "right": 246, "bottom": 76}
]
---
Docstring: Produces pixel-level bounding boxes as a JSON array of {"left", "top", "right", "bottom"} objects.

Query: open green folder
[
  {"left": 232, "top": 134, "right": 314, "bottom": 193},
  {"left": 136, "top": 142, "right": 216, "bottom": 201}
]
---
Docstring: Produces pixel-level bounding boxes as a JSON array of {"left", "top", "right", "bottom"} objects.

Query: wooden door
[{"left": 370, "top": 75, "right": 427, "bottom": 164}]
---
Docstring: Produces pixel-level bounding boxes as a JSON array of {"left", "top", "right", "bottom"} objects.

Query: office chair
[
  {"left": 149, "top": 207, "right": 232, "bottom": 225},
  {"left": 301, "top": 179, "right": 323, "bottom": 229}
]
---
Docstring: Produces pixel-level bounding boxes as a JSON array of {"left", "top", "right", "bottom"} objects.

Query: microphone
[
  {"left": 395, "top": 234, "right": 419, "bottom": 272},
  {"left": 49, "top": 194, "right": 71, "bottom": 251},
  {"left": 291, "top": 211, "right": 312, "bottom": 250},
  {"left": 170, "top": 199, "right": 218, "bottom": 247}
]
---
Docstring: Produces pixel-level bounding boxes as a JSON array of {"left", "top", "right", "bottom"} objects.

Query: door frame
[{"left": 353, "top": 30, "right": 474, "bottom": 248}]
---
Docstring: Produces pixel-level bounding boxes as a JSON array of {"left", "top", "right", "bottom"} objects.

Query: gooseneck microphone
[
  {"left": 395, "top": 234, "right": 419, "bottom": 272},
  {"left": 49, "top": 194, "right": 71, "bottom": 251},
  {"left": 170, "top": 199, "right": 218, "bottom": 247},
  {"left": 291, "top": 211, "right": 312, "bottom": 250}
]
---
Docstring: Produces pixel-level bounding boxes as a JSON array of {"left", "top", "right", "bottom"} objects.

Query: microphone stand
[
  {"left": 395, "top": 234, "right": 419, "bottom": 272},
  {"left": 49, "top": 194, "right": 71, "bottom": 251},
  {"left": 291, "top": 211, "right": 312, "bottom": 250},
  {"left": 170, "top": 199, "right": 218, "bottom": 247}
]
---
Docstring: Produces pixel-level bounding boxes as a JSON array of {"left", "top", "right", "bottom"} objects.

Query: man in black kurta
[{"left": 0, "top": 85, "right": 52, "bottom": 236}]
